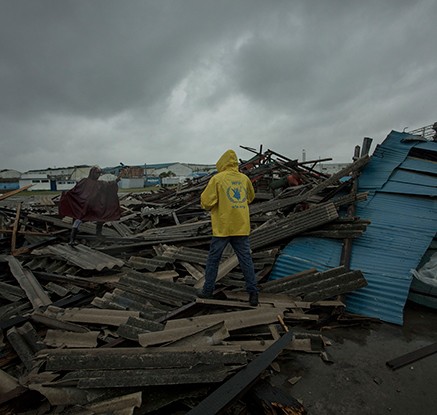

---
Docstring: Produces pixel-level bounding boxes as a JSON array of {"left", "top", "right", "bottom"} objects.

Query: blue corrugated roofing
[
  {"left": 401, "top": 157, "right": 437, "bottom": 175},
  {"left": 269, "top": 131, "right": 437, "bottom": 325}
]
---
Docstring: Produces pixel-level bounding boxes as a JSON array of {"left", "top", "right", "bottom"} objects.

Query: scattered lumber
[{"left": 0, "top": 146, "right": 373, "bottom": 414}]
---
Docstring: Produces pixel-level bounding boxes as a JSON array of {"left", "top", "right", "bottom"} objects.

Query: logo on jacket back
[{"left": 226, "top": 183, "right": 247, "bottom": 204}]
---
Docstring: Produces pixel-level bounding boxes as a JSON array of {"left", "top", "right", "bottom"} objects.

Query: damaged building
[{"left": 0, "top": 128, "right": 436, "bottom": 414}]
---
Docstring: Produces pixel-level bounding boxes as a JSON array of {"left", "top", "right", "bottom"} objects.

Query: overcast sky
[{"left": 1, "top": 0, "right": 436, "bottom": 172}]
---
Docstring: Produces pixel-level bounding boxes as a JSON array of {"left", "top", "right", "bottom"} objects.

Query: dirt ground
[{"left": 269, "top": 301, "right": 437, "bottom": 415}]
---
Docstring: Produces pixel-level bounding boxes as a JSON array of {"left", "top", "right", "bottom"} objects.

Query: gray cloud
[{"left": 1, "top": 0, "right": 436, "bottom": 171}]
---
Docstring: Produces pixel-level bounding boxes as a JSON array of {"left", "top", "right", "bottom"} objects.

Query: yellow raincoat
[{"left": 201, "top": 149, "right": 255, "bottom": 237}]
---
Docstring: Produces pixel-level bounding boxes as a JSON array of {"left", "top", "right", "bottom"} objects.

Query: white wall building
[
  {"left": 19, "top": 173, "right": 51, "bottom": 191},
  {"left": 316, "top": 163, "right": 351, "bottom": 175}
]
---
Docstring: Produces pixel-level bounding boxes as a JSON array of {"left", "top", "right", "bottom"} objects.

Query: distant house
[
  {"left": 19, "top": 172, "right": 52, "bottom": 191},
  {"left": 146, "top": 162, "right": 192, "bottom": 177},
  {"left": 19, "top": 166, "right": 91, "bottom": 191},
  {"left": 0, "top": 169, "right": 21, "bottom": 191},
  {"left": 145, "top": 162, "right": 215, "bottom": 187},
  {"left": 316, "top": 162, "right": 351, "bottom": 175},
  {"left": 104, "top": 166, "right": 145, "bottom": 190},
  {"left": 11, "top": 162, "right": 215, "bottom": 191}
]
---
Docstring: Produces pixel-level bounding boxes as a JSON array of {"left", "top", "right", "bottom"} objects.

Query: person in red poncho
[{"left": 59, "top": 166, "right": 122, "bottom": 245}]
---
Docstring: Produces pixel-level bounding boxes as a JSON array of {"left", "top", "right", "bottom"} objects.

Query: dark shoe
[
  {"left": 198, "top": 290, "right": 214, "bottom": 299},
  {"left": 249, "top": 292, "right": 259, "bottom": 306}
]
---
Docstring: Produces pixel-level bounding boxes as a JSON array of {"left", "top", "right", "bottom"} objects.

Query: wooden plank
[
  {"left": 225, "top": 291, "right": 298, "bottom": 308},
  {"left": 386, "top": 342, "right": 437, "bottom": 370},
  {"left": 43, "top": 347, "right": 247, "bottom": 371},
  {"left": 194, "top": 254, "right": 239, "bottom": 289},
  {"left": 164, "top": 307, "right": 286, "bottom": 332},
  {"left": 195, "top": 297, "right": 255, "bottom": 309},
  {"left": 0, "top": 184, "right": 33, "bottom": 201},
  {"left": 138, "top": 321, "right": 225, "bottom": 347},
  {"left": 186, "top": 330, "right": 294, "bottom": 415},
  {"left": 11, "top": 202, "right": 21, "bottom": 253}
]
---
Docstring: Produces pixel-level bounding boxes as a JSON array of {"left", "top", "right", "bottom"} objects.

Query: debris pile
[{"left": 0, "top": 146, "right": 372, "bottom": 414}]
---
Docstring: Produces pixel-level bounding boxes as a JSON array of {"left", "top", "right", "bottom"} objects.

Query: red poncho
[{"left": 59, "top": 168, "right": 121, "bottom": 222}]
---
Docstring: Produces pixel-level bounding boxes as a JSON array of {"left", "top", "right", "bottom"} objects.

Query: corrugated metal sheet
[
  {"left": 270, "top": 237, "right": 342, "bottom": 277},
  {"left": 401, "top": 157, "right": 437, "bottom": 175},
  {"left": 31, "top": 244, "right": 125, "bottom": 271},
  {"left": 269, "top": 130, "right": 437, "bottom": 325},
  {"left": 390, "top": 168, "right": 437, "bottom": 188}
]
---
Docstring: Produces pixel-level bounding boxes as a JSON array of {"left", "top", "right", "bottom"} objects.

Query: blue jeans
[{"left": 203, "top": 236, "right": 258, "bottom": 295}]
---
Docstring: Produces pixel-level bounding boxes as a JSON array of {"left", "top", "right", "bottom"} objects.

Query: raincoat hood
[
  {"left": 201, "top": 149, "right": 255, "bottom": 237},
  {"left": 216, "top": 150, "right": 239, "bottom": 173},
  {"left": 88, "top": 166, "right": 102, "bottom": 180}
]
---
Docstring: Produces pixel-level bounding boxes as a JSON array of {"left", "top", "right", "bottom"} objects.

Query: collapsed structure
[{"left": 0, "top": 130, "right": 435, "bottom": 414}]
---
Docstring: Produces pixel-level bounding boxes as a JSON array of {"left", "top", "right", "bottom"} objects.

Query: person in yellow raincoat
[{"left": 199, "top": 149, "right": 259, "bottom": 306}]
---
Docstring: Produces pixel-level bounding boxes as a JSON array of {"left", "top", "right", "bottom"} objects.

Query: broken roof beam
[
  {"left": 300, "top": 154, "right": 370, "bottom": 200},
  {"left": 186, "top": 330, "right": 294, "bottom": 415},
  {"left": 250, "top": 156, "right": 370, "bottom": 215}
]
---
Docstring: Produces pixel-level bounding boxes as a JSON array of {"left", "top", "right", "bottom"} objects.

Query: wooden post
[{"left": 11, "top": 202, "right": 22, "bottom": 254}]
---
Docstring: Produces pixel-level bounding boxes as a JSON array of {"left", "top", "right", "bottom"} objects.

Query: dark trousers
[{"left": 203, "top": 236, "right": 258, "bottom": 294}]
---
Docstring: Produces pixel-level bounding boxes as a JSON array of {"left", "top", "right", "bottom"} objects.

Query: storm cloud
[{"left": 1, "top": 0, "right": 436, "bottom": 171}]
